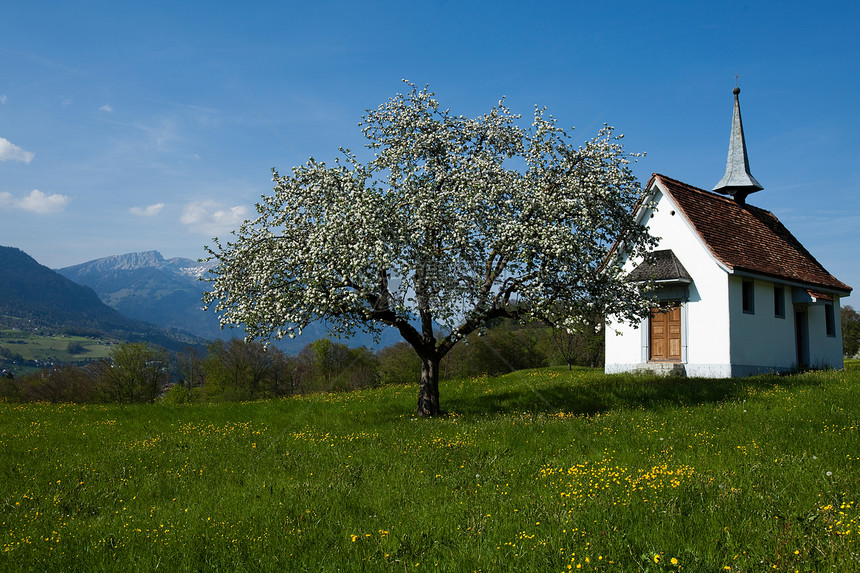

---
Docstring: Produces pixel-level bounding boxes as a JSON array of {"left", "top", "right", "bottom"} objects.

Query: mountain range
[
  {"left": 57, "top": 251, "right": 222, "bottom": 342},
  {"left": 55, "top": 250, "right": 402, "bottom": 353},
  {"left": 0, "top": 246, "right": 205, "bottom": 351},
  {"left": 1, "top": 246, "right": 403, "bottom": 355}
]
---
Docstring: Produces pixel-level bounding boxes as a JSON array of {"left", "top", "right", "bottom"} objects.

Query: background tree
[
  {"left": 4, "top": 363, "right": 100, "bottom": 403},
  {"left": 203, "top": 339, "right": 293, "bottom": 401},
  {"left": 66, "top": 341, "right": 88, "bottom": 355},
  {"left": 843, "top": 305, "right": 860, "bottom": 358},
  {"left": 550, "top": 312, "right": 605, "bottom": 370},
  {"left": 441, "top": 319, "right": 547, "bottom": 379},
  {"left": 205, "top": 82, "right": 655, "bottom": 416},
  {"left": 294, "top": 339, "right": 379, "bottom": 393},
  {"left": 377, "top": 342, "right": 422, "bottom": 386},
  {"left": 99, "top": 342, "right": 167, "bottom": 403},
  {"left": 174, "top": 345, "right": 205, "bottom": 392}
]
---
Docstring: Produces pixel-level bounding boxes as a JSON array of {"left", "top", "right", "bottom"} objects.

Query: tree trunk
[{"left": 416, "top": 355, "right": 441, "bottom": 417}]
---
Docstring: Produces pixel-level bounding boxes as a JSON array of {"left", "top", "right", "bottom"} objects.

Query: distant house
[{"left": 605, "top": 88, "right": 852, "bottom": 377}]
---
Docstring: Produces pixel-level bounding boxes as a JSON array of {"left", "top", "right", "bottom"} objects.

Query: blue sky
[{"left": 1, "top": 1, "right": 858, "bottom": 302}]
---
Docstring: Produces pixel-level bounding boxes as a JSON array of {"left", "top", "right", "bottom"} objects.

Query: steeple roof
[{"left": 713, "top": 87, "right": 763, "bottom": 203}]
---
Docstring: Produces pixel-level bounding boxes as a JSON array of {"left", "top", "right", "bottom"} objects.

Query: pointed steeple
[{"left": 713, "top": 86, "right": 763, "bottom": 204}]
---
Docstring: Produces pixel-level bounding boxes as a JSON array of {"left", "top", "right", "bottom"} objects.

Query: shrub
[
  {"left": 66, "top": 341, "right": 89, "bottom": 355},
  {"left": 160, "top": 383, "right": 192, "bottom": 404},
  {"left": 9, "top": 363, "right": 100, "bottom": 403}
]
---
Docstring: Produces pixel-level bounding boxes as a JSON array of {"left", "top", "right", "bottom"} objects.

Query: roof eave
[{"left": 729, "top": 267, "right": 853, "bottom": 296}]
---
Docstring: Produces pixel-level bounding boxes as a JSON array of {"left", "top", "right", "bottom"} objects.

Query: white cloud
[
  {"left": 181, "top": 200, "right": 249, "bottom": 235},
  {"left": 99, "top": 104, "right": 114, "bottom": 112},
  {"left": 0, "top": 189, "right": 70, "bottom": 214},
  {"left": 130, "top": 202, "right": 164, "bottom": 217},
  {"left": 0, "top": 137, "right": 35, "bottom": 163},
  {"left": 0, "top": 95, "right": 7, "bottom": 104}
]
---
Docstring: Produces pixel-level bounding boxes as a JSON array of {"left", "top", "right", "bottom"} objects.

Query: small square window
[
  {"left": 742, "top": 280, "right": 755, "bottom": 314},
  {"left": 774, "top": 286, "right": 785, "bottom": 318}
]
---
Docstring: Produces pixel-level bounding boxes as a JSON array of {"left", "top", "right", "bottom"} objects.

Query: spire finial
[{"left": 713, "top": 84, "right": 763, "bottom": 204}]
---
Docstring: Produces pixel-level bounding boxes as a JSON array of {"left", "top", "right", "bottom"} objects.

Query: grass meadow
[
  {"left": 0, "top": 331, "right": 113, "bottom": 360},
  {"left": 0, "top": 330, "right": 114, "bottom": 376},
  {"left": 2, "top": 364, "right": 859, "bottom": 572}
]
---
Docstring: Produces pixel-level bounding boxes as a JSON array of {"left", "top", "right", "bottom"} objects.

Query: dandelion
[{"left": 671, "top": 557, "right": 678, "bottom": 565}]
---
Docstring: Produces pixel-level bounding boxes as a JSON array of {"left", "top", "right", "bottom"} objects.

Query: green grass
[
  {"left": 0, "top": 330, "right": 114, "bottom": 360},
  {"left": 2, "top": 367, "right": 859, "bottom": 572}
]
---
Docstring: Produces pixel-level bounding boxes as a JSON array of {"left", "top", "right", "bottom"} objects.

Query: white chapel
[{"left": 605, "top": 88, "right": 852, "bottom": 377}]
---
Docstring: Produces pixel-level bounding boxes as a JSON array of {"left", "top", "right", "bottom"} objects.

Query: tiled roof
[
  {"left": 628, "top": 249, "right": 692, "bottom": 283},
  {"left": 650, "top": 174, "right": 852, "bottom": 294}
]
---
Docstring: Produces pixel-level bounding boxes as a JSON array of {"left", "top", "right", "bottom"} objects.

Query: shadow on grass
[{"left": 444, "top": 368, "right": 832, "bottom": 417}]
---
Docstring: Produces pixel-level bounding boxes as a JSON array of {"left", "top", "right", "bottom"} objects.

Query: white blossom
[{"left": 203, "top": 82, "right": 656, "bottom": 415}]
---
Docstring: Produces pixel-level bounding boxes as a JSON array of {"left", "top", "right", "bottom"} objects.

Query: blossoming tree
[{"left": 204, "top": 83, "right": 655, "bottom": 416}]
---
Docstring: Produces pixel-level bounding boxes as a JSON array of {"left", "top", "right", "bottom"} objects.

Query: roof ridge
[{"left": 652, "top": 173, "right": 774, "bottom": 216}]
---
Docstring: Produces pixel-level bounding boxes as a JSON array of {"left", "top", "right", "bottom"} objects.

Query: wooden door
[{"left": 650, "top": 306, "right": 681, "bottom": 362}]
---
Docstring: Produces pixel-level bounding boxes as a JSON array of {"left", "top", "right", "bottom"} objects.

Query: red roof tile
[{"left": 650, "top": 174, "right": 852, "bottom": 294}]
